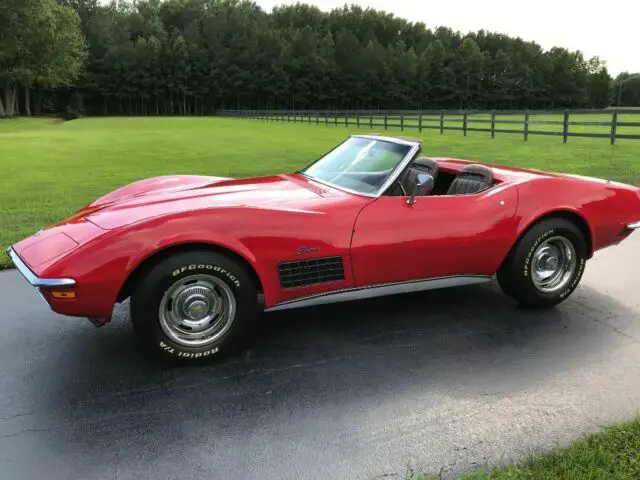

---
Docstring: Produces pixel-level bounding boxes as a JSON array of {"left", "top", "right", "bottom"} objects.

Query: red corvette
[{"left": 7, "top": 134, "right": 640, "bottom": 362}]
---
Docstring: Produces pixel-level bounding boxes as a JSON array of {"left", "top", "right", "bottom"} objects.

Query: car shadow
[{"left": 17, "top": 281, "right": 639, "bottom": 469}]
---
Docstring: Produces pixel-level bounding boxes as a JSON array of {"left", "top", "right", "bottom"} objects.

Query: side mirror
[{"left": 406, "top": 174, "right": 434, "bottom": 205}]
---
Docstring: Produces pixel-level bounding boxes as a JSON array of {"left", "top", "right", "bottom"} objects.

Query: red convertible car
[{"left": 7, "top": 134, "right": 640, "bottom": 362}]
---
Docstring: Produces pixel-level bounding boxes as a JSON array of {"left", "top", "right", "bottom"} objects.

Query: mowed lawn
[
  {"left": 420, "top": 417, "right": 640, "bottom": 480},
  {"left": 2, "top": 115, "right": 640, "bottom": 269}
]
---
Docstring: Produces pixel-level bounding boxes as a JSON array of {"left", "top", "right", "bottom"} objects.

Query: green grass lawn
[
  {"left": 2, "top": 115, "right": 640, "bottom": 269},
  {"left": 409, "top": 417, "right": 640, "bottom": 479}
]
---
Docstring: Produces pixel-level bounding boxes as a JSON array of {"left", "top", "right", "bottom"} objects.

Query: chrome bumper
[
  {"left": 5, "top": 247, "right": 76, "bottom": 287},
  {"left": 627, "top": 221, "right": 640, "bottom": 231}
]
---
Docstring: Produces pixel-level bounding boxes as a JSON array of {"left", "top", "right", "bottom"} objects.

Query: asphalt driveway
[{"left": 1, "top": 233, "right": 639, "bottom": 480}]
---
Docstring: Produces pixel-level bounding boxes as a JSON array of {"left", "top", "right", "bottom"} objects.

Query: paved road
[{"left": 1, "top": 233, "right": 639, "bottom": 480}]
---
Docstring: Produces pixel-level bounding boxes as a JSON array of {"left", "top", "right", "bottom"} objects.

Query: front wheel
[
  {"left": 130, "top": 250, "right": 259, "bottom": 363},
  {"left": 497, "top": 218, "right": 587, "bottom": 308}
]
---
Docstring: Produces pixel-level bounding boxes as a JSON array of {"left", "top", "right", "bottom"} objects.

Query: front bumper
[
  {"left": 7, "top": 247, "right": 107, "bottom": 327},
  {"left": 628, "top": 221, "right": 640, "bottom": 231},
  {"left": 6, "top": 247, "right": 76, "bottom": 287}
]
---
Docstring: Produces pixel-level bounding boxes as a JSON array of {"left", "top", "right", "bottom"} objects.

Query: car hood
[{"left": 65, "top": 173, "right": 343, "bottom": 230}]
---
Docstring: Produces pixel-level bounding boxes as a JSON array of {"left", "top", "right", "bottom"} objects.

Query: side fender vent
[{"left": 278, "top": 256, "right": 345, "bottom": 289}]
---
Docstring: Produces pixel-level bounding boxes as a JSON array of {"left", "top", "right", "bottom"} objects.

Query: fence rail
[{"left": 217, "top": 109, "right": 640, "bottom": 145}]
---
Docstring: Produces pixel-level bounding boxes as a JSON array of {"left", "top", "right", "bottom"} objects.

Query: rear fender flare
[{"left": 506, "top": 208, "right": 594, "bottom": 266}]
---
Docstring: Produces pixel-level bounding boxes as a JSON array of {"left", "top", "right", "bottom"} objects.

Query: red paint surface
[{"left": 10, "top": 158, "right": 640, "bottom": 321}]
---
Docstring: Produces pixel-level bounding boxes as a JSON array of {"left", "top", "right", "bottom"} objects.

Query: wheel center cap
[
  {"left": 186, "top": 300, "right": 209, "bottom": 320},
  {"left": 546, "top": 257, "right": 559, "bottom": 270}
]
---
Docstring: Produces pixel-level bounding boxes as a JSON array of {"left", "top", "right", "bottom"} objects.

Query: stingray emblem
[{"left": 296, "top": 246, "right": 321, "bottom": 255}]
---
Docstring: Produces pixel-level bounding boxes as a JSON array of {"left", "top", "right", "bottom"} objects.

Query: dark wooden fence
[{"left": 217, "top": 109, "right": 640, "bottom": 145}]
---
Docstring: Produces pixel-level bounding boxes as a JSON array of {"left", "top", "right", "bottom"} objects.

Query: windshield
[{"left": 302, "top": 137, "right": 413, "bottom": 195}]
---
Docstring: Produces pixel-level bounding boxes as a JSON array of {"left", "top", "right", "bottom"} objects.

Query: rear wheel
[
  {"left": 130, "top": 250, "right": 259, "bottom": 363},
  {"left": 497, "top": 218, "right": 587, "bottom": 308}
]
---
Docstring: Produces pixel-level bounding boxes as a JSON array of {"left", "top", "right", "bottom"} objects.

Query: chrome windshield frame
[{"left": 299, "top": 134, "right": 421, "bottom": 198}]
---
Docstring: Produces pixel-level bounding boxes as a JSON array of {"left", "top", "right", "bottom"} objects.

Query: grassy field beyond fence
[
  {"left": 2, "top": 116, "right": 640, "bottom": 269},
  {"left": 224, "top": 109, "right": 640, "bottom": 144}
]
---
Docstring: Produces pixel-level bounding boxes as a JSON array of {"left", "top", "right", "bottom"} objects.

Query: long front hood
[{"left": 78, "top": 174, "right": 339, "bottom": 230}]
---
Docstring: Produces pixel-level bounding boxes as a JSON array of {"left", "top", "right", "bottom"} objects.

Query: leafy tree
[
  {"left": 613, "top": 72, "right": 640, "bottom": 107},
  {"left": 3, "top": 0, "right": 622, "bottom": 116},
  {"left": 0, "top": 0, "right": 86, "bottom": 117}
]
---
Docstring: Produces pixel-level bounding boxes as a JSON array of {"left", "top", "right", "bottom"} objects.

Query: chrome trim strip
[
  {"left": 627, "top": 221, "right": 640, "bottom": 230},
  {"left": 6, "top": 247, "right": 76, "bottom": 287},
  {"left": 374, "top": 142, "right": 422, "bottom": 197},
  {"left": 351, "top": 134, "right": 421, "bottom": 147},
  {"left": 264, "top": 275, "right": 491, "bottom": 312}
]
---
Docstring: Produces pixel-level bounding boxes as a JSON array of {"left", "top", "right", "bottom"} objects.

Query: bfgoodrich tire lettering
[
  {"left": 131, "top": 250, "right": 259, "bottom": 363},
  {"left": 497, "top": 218, "right": 587, "bottom": 308}
]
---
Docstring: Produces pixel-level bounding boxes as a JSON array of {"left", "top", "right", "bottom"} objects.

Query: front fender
[{"left": 39, "top": 210, "right": 270, "bottom": 320}]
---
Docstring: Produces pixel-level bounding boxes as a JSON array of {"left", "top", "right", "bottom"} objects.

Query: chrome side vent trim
[{"left": 278, "top": 256, "right": 345, "bottom": 289}]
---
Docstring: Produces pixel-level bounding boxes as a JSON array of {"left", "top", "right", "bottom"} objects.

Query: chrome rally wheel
[
  {"left": 530, "top": 236, "right": 577, "bottom": 294},
  {"left": 497, "top": 217, "right": 587, "bottom": 308},
  {"left": 159, "top": 274, "right": 237, "bottom": 348},
  {"left": 130, "top": 250, "right": 259, "bottom": 364}
]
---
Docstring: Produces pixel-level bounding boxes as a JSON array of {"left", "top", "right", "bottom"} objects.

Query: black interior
[
  {"left": 387, "top": 158, "right": 495, "bottom": 197},
  {"left": 445, "top": 164, "right": 494, "bottom": 195},
  {"left": 430, "top": 170, "right": 457, "bottom": 195},
  {"left": 390, "top": 157, "right": 440, "bottom": 196}
]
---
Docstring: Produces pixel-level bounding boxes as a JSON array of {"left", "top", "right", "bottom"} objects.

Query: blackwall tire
[
  {"left": 130, "top": 250, "right": 259, "bottom": 364},
  {"left": 497, "top": 218, "right": 587, "bottom": 308}
]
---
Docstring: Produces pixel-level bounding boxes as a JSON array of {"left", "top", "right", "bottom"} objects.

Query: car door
[{"left": 349, "top": 185, "right": 519, "bottom": 286}]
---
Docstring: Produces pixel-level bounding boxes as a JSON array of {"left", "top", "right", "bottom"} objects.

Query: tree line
[{"left": 1, "top": 0, "right": 639, "bottom": 118}]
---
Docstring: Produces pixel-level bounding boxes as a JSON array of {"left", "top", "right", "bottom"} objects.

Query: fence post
[
  {"left": 335, "top": 111, "right": 338, "bottom": 126},
  {"left": 401, "top": 112, "right": 404, "bottom": 131},
  {"left": 562, "top": 110, "right": 570, "bottom": 144},
  {"left": 316, "top": 113, "right": 319, "bottom": 125},
  {"left": 610, "top": 110, "right": 618, "bottom": 145},
  {"left": 357, "top": 111, "right": 360, "bottom": 128},
  {"left": 325, "top": 111, "right": 328, "bottom": 126},
  {"left": 418, "top": 112, "right": 422, "bottom": 133},
  {"left": 491, "top": 110, "right": 496, "bottom": 139},
  {"left": 524, "top": 110, "right": 529, "bottom": 142},
  {"left": 440, "top": 110, "right": 444, "bottom": 135},
  {"left": 370, "top": 112, "right": 373, "bottom": 129},
  {"left": 463, "top": 111, "right": 468, "bottom": 136},
  {"left": 345, "top": 112, "right": 348, "bottom": 127},
  {"left": 384, "top": 112, "right": 388, "bottom": 130}
]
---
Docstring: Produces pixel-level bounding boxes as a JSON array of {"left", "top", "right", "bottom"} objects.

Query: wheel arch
[
  {"left": 116, "top": 242, "right": 265, "bottom": 303},
  {"left": 504, "top": 209, "right": 594, "bottom": 266}
]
